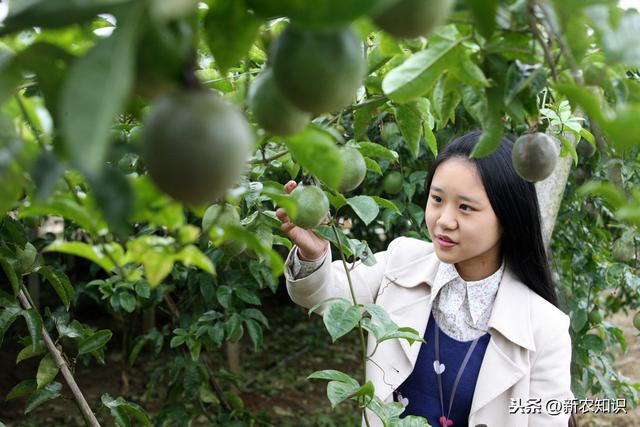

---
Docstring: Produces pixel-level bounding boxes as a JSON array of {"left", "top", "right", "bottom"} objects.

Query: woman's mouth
[{"left": 435, "top": 237, "right": 458, "bottom": 248}]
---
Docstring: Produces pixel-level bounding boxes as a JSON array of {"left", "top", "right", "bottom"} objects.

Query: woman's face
[{"left": 424, "top": 157, "right": 503, "bottom": 281}]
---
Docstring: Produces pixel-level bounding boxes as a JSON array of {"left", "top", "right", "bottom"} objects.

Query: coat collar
[{"left": 384, "top": 242, "right": 536, "bottom": 352}]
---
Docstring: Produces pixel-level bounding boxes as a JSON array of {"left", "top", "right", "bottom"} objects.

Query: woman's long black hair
[{"left": 425, "top": 130, "right": 577, "bottom": 427}]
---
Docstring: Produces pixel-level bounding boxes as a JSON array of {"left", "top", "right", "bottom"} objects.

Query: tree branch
[{"left": 17, "top": 286, "right": 101, "bottom": 427}]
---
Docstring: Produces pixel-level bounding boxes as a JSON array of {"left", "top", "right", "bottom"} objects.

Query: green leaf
[
  {"left": 464, "top": 0, "right": 497, "bottom": 38},
  {"left": 0, "top": 304, "right": 22, "bottom": 348},
  {"left": 0, "top": 115, "right": 25, "bottom": 218},
  {"left": 558, "top": 134, "right": 578, "bottom": 166},
  {"left": 323, "top": 299, "right": 362, "bottom": 342},
  {"left": 357, "top": 141, "right": 399, "bottom": 163},
  {"left": 382, "top": 32, "right": 465, "bottom": 103},
  {"left": 43, "top": 241, "right": 118, "bottom": 274},
  {"left": 59, "top": 1, "right": 145, "bottom": 175},
  {"left": 222, "top": 225, "right": 284, "bottom": 277},
  {"left": 35, "top": 266, "right": 74, "bottom": 310},
  {"left": 577, "top": 181, "right": 626, "bottom": 210},
  {"left": 235, "top": 287, "right": 261, "bottom": 305},
  {"left": 16, "top": 341, "right": 46, "bottom": 364},
  {"left": 19, "top": 196, "right": 102, "bottom": 236},
  {"left": 0, "top": 0, "right": 130, "bottom": 35},
  {"left": 461, "top": 85, "right": 487, "bottom": 124},
  {"left": 504, "top": 62, "right": 546, "bottom": 105},
  {"left": 245, "top": 318, "right": 263, "bottom": 351},
  {"left": 0, "top": 49, "right": 22, "bottom": 106},
  {"left": 89, "top": 165, "right": 134, "bottom": 236},
  {"left": 353, "top": 97, "right": 386, "bottom": 140},
  {"left": 307, "top": 369, "right": 359, "bottom": 384},
  {"left": 284, "top": 125, "right": 344, "bottom": 190},
  {"left": 452, "top": 53, "right": 489, "bottom": 87},
  {"left": 174, "top": 245, "right": 215, "bottom": 275},
  {"left": 372, "top": 196, "right": 401, "bottom": 214},
  {"left": 118, "top": 292, "right": 136, "bottom": 313},
  {"left": 25, "top": 382, "right": 62, "bottom": 414},
  {"left": 78, "top": 329, "right": 112, "bottom": 356},
  {"left": 0, "top": 256, "right": 20, "bottom": 295},
  {"left": 394, "top": 102, "right": 423, "bottom": 158},
  {"left": 347, "top": 196, "right": 379, "bottom": 226},
  {"left": 14, "top": 42, "right": 74, "bottom": 121},
  {"left": 22, "top": 309, "right": 43, "bottom": 352},
  {"left": 364, "top": 157, "right": 382, "bottom": 175},
  {"left": 217, "top": 286, "right": 233, "bottom": 309},
  {"left": 101, "top": 393, "right": 151, "bottom": 427},
  {"left": 5, "top": 379, "right": 36, "bottom": 401},
  {"left": 571, "top": 308, "right": 588, "bottom": 333},
  {"left": 431, "top": 74, "right": 461, "bottom": 130},
  {"left": 470, "top": 88, "right": 504, "bottom": 158},
  {"left": 326, "top": 380, "right": 360, "bottom": 408},
  {"left": 204, "top": 0, "right": 262, "bottom": 72},
  {"left": 36, "top": 353, "right": 59, "bottom": 389}
]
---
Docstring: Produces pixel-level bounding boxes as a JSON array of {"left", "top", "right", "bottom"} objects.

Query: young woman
[{"left": 276, "top": 130, "right": 577, "bottom": 427}]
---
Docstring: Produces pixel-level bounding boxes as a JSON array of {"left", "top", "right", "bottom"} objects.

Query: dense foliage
[{"left": 0, "top": 0, "right": 638, "bottom": 425}]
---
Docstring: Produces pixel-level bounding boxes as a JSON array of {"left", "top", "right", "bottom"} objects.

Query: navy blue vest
[{"left": 395, "top": 310, "right": 491, "bottom": 427}]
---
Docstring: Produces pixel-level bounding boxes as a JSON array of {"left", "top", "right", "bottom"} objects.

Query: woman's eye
[
  {"left": 460, "top": 204, "right": 472, "bottom": 211},
  {"left": 431, "top": 195, "right": 441, "bottom": 203}
]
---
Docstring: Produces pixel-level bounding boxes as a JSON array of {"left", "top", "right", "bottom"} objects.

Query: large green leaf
[
  {"left": 347, "top": 196, "right": 379, "bottom": 226},
  {"left": 44, "top": 241, "right": 121, "bottom": 274},
  {"left": 25, "top": 382, "right": 62, "bottom": 414},
  {"left": 78, "top": 329, "right": 112, "bottom": 355},
  {"left": 0, "top": 256, "right": 21, "bottom": 295},
  {"left": 5, "top": 379, "right": 37, "bottom": 401},
  {"left": 470, "top": 88, "right": 504, "bottom": 158},
  {"left": 382, "top": 31, "right": 465, "bottom": 103},
  {"left": 204, "top": 0, "right": 262, "bottom": 73},
  {"left": 102, "top": 393, "right": 152, "bottom": 427},
  {"left": 21, "top": 308, "right": 43, "bottom": 352},
  {"left": 284, "top": 125, "right": 343, "bottom": 190},
  {"left": 35, "top": 266, "right": 75, "bottom": 310},
  {"left": 0, "top": 0, "right": 131, "bottom": 35},
  {"left": 464, "top": 0, "right": 497, "bottom": 38},
  {"left": 14, "top": 42, "right": 74, "bottom": 120},
  {"left": 19, "top": 196, "right": 103, "bottom": 236},
  {"left": 322, "top": 299, "right": 362, "bottom": 342},
  {"left": 36, "top": 353, "right": 59, "bottom": 389},
  {"left": 58, "top": 1, "right": 144, "bottom": 175},
  {"left": 393, "top": 102, "right": 423, "bottom": 158},
  {"left": 0, "top": 304, "right": 21, "bottom": 348}
]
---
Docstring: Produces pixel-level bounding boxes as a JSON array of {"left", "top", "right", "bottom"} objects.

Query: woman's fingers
[{"left": 284, "top": 180, "right": 297, "bottom": 194}]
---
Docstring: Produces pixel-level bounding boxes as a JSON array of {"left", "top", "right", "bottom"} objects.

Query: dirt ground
[{"left": 0, "top": 300, "right": 638, "bottom": 426}]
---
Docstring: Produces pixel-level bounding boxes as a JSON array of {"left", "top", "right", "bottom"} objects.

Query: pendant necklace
[{"left": 434, "top": 318, "right": 480, "bottom": 427}]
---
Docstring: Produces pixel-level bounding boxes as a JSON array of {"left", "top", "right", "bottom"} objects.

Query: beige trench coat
[{"left": 285, "top": 236, "right": 574, "bottom": 427}]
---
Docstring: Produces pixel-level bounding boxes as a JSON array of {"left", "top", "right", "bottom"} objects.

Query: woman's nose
[{"left": 436, "top": 208, "right": 457, "bottom": 229}]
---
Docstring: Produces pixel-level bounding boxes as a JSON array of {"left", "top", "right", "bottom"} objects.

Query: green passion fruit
[
  {"left": 142, "top": 90, "right": 254, "bottom": 205},
  {"left": 512, "top": 132, "right": 559, "bottom": 182},
  {"left": 372, "top": 0, "right": 455, "bottom": 39},
  {"left": 270, "top": 24, "right": 366, "bottom": 114},
  {"left": 383, "top": 171, "right": 403, "bottom": 194},
  {"left": 289, "top": 185, "right": 330, "bottom": 229},
  {"left": 338, "top": 147, "right": 367, "bottom": 192},
  {"left": 248, "top": 68, "right": 311, "bottom": 136}
]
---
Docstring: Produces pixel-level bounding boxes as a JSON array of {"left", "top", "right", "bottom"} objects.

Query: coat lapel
[{"left": 379, "top": 241, "right": 536, "bottom": 415}]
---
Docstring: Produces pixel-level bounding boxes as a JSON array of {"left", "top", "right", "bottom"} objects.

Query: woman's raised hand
[{"left": 275, "top": 180, "right": 329, "bottom": 260}]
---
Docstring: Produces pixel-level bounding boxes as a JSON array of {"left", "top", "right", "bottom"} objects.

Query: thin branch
[
  {"left": 527, "top": 2, "right": 558, "bottom": 82},
  {"left": 17, "top": 286, "right": 101, "bottom": 427},
  {"left": 249, "top": 149, "right": 289, "bottom": 165}
]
